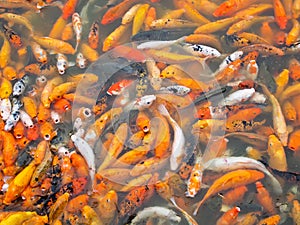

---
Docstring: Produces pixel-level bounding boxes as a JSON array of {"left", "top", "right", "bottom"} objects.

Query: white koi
[
  {"left": 219, "top": 50, "right": 243, "bottom": 71},
  {"left": 137, "top": 36, "right": 186, "bottom": 50},
  {"left": 30, "top": 41, "right": 47, "bottom": 63},
  {"left": 203, "top": 156, "right": 282, "bottom": 194},
  {"left": 182, "top": 43, "right": 221, "bottom": 58},
  {"left": 219, "top": 88, "right": 255, "bottom": 106},
  {"left": 76, "top": 52, "right": 87, "bottom": 69},
  {"left": 158, "top": 104, "right": 185, "bottom": 171},
  {"left": 71, "top": 134, "right": 95, "bottom": 184},
  {"left": 51, "top": 110, "right": 62, "bottom": 124},
  {"left": 159, "top": 85, "right": 191, "bottom": 96},
  {"left": 72, "top": 12, "right": 82, "bottom": 52},
  {"left": 130, "top": 206, "right": 181, "bottom": 225},
  {"left": 13, "top": 75, "right": 29, "bottom": 96},
  {"left": 249, "top": 92, "right": 267, "bottom": 104},
  {"left": 0, "top": 98, "right": 11, "bottom": 121},
  {"left": 19, "top": 110, "right": 33, "bottom": 128},
  {"left": 132, "top": 94, "right": 156, "bottom": 111}
]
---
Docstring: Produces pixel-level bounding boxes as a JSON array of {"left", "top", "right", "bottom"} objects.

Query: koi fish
[
  {"left": 213, "top": 0, "right": 260, "bottom": 17},
  {"left": 72, "top": 12, "right": 82, "bottom": 52},
  {"left": 13, "top": 75, "right": 28, "bottom": 96},
  {"left": 98, "top": 190, "right": 118, "bottom": 224},
  {"left": 193, "top": 169, "right": 265, "bottom": 215},
  {"left": 273, "top": 0, "right": 287, "bottom": 29},
  {"left": 288, "top": 129, "right": 300, "bottom": 151},
  {"left": 150, "top": 18, "right": 199, "bottom": 30},
  {"left": 137, "top": 37, "right": 186, "bottom": 50},
  {"left": 219, "top": 88, "right": 255, "bottom": 106},
  {"left": 19, "top": 110, "right": 33, "bottom": 128},
  {"left": 219, "top": 51, "right": 243, "bottom": 71},
  {"left": 56, "top": 53, "right": 72, "bottom": 74},
  {"left": 107, "top": 79, "right": 133, "bottom": 96},
  {"left": 62, "top": 0, "right": 78, "bottom": 20},
  {"left": 132, "top": 4, "right": 150, "bottom": 36},
  {"left": 3, "top": 24, "right": 22, "bottom": 49},
  {"left": 186, "top": 153, "right": 203, "bottom": 198},
  {"left": 88, "top": 20, "right": 99, "bottom": 49},
  {"left": 61, "top": 22, "right": 73, "bottom": 41},
  {"left": 75, "top": 52, "right": 87, "bottom": 69},
  {"left": 255, "top": 181, "right": 277, "bottom": 215},
  {"left": 82, "top": 205, "right": 103, "bottom": 225},
  {"left": 158, "top": 85, "right": 191, "bottom": 96},
  {"left": 182, "top": 43, "right": 221, "bottom": 57},
  {"left": 257, "top": 215, "right": 280, "bottom": 225},
  {"left": 133, "top": 95, "right": 157, "bottom": 111},
  {"left": 71, "top": 134, "right": 95, "bottom": 184},
  {"left": 122, "top": 4, "right": 142, "bottom": 25},
  {"left": 130, "top": 206, "right": 181, "bottom": 225},
  {"left": 32, "top": 36, "right": 75, "bottom": 55},
  {"left": 0, "top": 98, "right": 11, "bottom": 121},
  {"left": 216, "top": 206, "right": 240, "bottom": 225},
  {"left": 203, "top": 156, "right": 282, "bottom": 194},
  {"left": 222, "top": 185, "right": 248, "bottom": 205},
  {"left": 158, "top": 104, "right": 185, "bottom": 171}
]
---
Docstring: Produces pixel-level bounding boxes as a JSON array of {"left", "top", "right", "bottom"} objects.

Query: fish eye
[{"left": 146, "top": 102, "right": 150, "bottom": 105}]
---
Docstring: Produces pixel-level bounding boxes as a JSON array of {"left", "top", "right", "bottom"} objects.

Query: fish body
[
  {"left": 219, "top": 51, "right": 243, "bottom": 71},
  {"left": 0, "top": 98, "right": 11, "bottom": 121},
  {"left": 75, "top": 52, "right": 87, "bottom": 69},
  {"left": 13, "top": 75, "right": 28, "bottom": 96},
  {"left": 219, "top": 88, "right": 255, "bottom": 106},
  {"left": 137, "top": 37, "right": 186, "bottom": 50},
  {"left": 72, "top": 12, "right": 82, "bottom": 52},
  {"left": 32, "top": 36, "right": 75, "bottom": 55},
  {"left": 107, "top": 79, "right": 133, "bottom": 96},
  {"left": 182, "top": 43, "right": 221, "bottom": 57},
  {"left": 158, "top": 104, "right": 185, "bottom": 170},
  {"left": 88, "top": 20, "right": 99, "bottom": 49},
  {"left": 158, "top": 85, "right": 190, "bottom": 96}
]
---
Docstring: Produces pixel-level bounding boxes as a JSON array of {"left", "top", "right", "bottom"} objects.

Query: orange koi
[
  {"left": 292, "top": 0, "right": 300, "bottom": 19},
  {"left": 216, "top": 206, "right": 240, "bottom": 225},
  {"left": 227, "top": 107, "right": 262, "bottom": 124},
  {"left": 80, "top": 43, "right": 99, "bottom": 62},
  {"left": 33, "top": 140, "right": 48, "bottom": 165},
  {"left": 260, "top": 21, "right": 275, "bottom": 44},
  {"left": 32, "top": 36, "right": 75, "bottom": 55},
  {"left": 150, "top": 18, "right": 199, "bottom": 30},
  {"left": 257, "top": 215, "right": 280, "bottom": 225},
  {"left": 223, "top": 185, "right": 248, "bottom": 205},
  {"left": 98, "top": 190, "right": 118, "bottom": 224},
  {"left": 213, "top": 0, "right": 259, "bottom": 17},
  {"left": 286, "top": 19, "right": 300, "bottom": 45},
  {"left": 49, "top": 16, "right": 67, "bottom": 39},
  {"left": 66, "top": 194, "right": 89, "bottom": 213},
  {"left": 3, "top": 24, "right": 22, "bottom": 49},
  {"left": 255, "top": 181, "right": 277, "bottom": 215},
  {"left": 3, "top": 162, "right": 36, "bottom": 204},
  {"left": 62, "top": 0, "right": 78, "bottom": 20},
  {"left": 268, "top": 134, "right": 287, "bottom": 171},
  {"left": 101, "top": 0, "right": 139, "bottom": 25},
  {"left": 274, "top": 69, "right": 289, "bottom": 96},
  {"left": 102, "top": 24, "right": 130, "bottom": 52},
  {"left": 72, "top": 177, "right": 88, "bottom": 195},
  {"left": 39, "top": 121, "right": 56, "bottom": 141},
  {"left": 144, "top": 7, "right": 156, "bottom": 31},
  {"left": 194, "top": 17, "right": 240, "bottom": 34},
  {"left": 2, "top": 66, "right": 16, "bottom": 80},
  {"left": 49, "top": 81, "right": 77, "bottom": 102},
  {"left": 273, "top": 0, "right": 288, "bottom": 29},
  {"left": 193, "top": 169, "right": 265, "bottom": 215},
  {"left": 0, "top": 32, "right": 11, "bottom": 69},
  {"left": 288, "top": 58, "right": 300, "bottom": 80},
  {"left": 274, "top": 30, "right": 286, "bottom": 45},
  {"left": 234, "top": 3, "right": 273, "bottom": 17},
  {"left": 240, "top": 44, "right": 284, "bottom": 56},
  {"left": 288, "top": 129, "right": 300, "bottom": 151},
  {"left": 13, "top": 121, "right": 24, "bottom": 139},
  {"left": 37, "top": 103, "right": 51, "bottom": 123},
  {"left": 88, "top": 20, "right": 99, "bottom": 49},
  {"left": 1, "top": 131, "right": 18, "bottom": 167},
  {"left": 53, "top": 98, "right": 72, "bottom": 113},
  {"left": 82, "top": 205, "right": 103, "bottom": 225},
  {"left": 291, "top": 200, "right": 300, "bottom": 224},
  {"left": 136, "top": 111, "right": 150, "bottom": 132},
  {"left": 61, "top": 156, "right": 74, "bottom": 185},
  {"left": 26, "top": 125, "right": 39, "bottom": 141},
  {"left": 61, "top": 22, "right": 73, "bottom": 41},
  {"left": 110, "top": 45, "right": 147, "bottom": 62},
  {"left": 177, "top": 1, "right": 210, "bottom": 24},
  {"left": 282, "top": 100, "right": 296, "bottom": 121},
  {"left": 49, "top": 192, "right": 70, "bottom": 223},
  {"left": 70, "top": 153, "right": 89, "bottom": 178}
]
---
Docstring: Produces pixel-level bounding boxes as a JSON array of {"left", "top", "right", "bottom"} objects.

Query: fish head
[{"left": 134, "top": 95, "right": 156, "bottom": 110}]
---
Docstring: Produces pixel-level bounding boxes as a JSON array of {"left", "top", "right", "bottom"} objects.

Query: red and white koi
[
  {"left": 71, "top": 134, "right": 95, "bottom": 184},
  {"left": 137, "top": 37, "right": 186, "bottom": 50},
  {"left": 130, "top": 206, "right": 181, "bottom": 225},
  {"left": 76, "top": 52, "right": 87, "bottom": 69},
  {"left": 203, "top": 156, "right": 282, "bottom": 194},
  {"left": 245, "top": 60, "right": 259, "bottom": 80},
  {"left": 158, "top": 104, "right": 185, "bottom": 171},
  {"left": 182, "top": 43, "right": 222, "bottom": 58},
  {"left": 219, "top": 88, "right": 255, "bottom": 106},
  {"left": 0, "top": 98, "right": 11, "bottom": 121},
  {"left": 107, "top": 79, "right": 133, "bottom": 96},
  {"left": 72, "top": 12, "right": 82, "bottom": 52},
  {"left": 19, "top": 110, "right": 33, "bottom": 128},
  {"left": 219, "top": 50, "right": 243, "bottom": 71},
  {"left": 158, "top": 85, "right": 191, "bottom": 96},
  {"left": 186, "top": 153, "right": 203, "bottom": 198}
]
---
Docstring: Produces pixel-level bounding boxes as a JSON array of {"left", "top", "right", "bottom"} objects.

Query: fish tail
[{"left": 193, "top": 199, "right": 204, "bottom": 215}]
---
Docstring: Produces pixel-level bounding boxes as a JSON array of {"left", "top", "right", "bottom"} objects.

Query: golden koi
[{"left": 194, "top": 17, "right": 240, "bottom": 34}]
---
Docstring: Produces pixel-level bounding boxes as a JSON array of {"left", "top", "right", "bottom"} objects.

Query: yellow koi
[
  {"left": 49, "top": 16, "right": 67, "bottom": 39},
  {"left": 0, "top": 33, "right": 11, "bottom": 69},
  {"left": 150, "top": 18, "right": 200, "bottom": 30},
  {"left": 80, "top": 43, "right": 99, "bottom": 62},
  {"left": 194, "top": 17, "right": 240, "bottom": 34},
  {"left": 132, "top": 4, "right": 150, "bottom": 36},
  {"left": 286, "top": 19, "right": 300, "bottom": 46},
  {"left": 275, "top": 69, "right": 289, "bottom": 97},
  {"left": 267, "top": 134, "right": 288, "bottom": 171}
]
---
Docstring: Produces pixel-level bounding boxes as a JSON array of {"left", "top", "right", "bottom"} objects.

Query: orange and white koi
[
  {"left": 31, "top": 36, "right": 75, "bottom": 55},
  {"left": 186, "top": 153, "right": 203, "bottom": 198},
  {"left": 30, "top": 41, "right": 47, "bottom": 64},
  {"left": 107, "top": 79, "right": 133, "bottom": 96},
  {"left": 216, "top": 206, "right": 240, "bottom": 225},
  {"left": 286, "top": 19, "right": 300, "bottom": 46},
  {"left": 203, "top": 156, "right": 282, "bottom": 194},
  {"left": 88, "top": 20, "right": 99, "bottom": 49},
  {"left": 213, "top": 0, "right": 259, "bottom": 17},
  {"left": 56, "top": 53, "right": 71, "bottom": 74},
  {"left": 72, "top": 12, "right": 82, "bottom": 52},
  {"left": 130, "top": 206, "right": 181, "bottom": 225},
  {"left": 255, "top": 181, "right": 277, "bottom": 215},
  {"left": 273, "top": 0, "right": 288, "bottom": 30},
  {"left": 19, "top": 110, "right": 33, "bottom": 128},
  {"left": 193, "top": 169, "right": 265, "bottom": 215},
  {"left": 245, "top": 60, "right": 259, "bottom": 80},
  {"left": 0, "top": 98, "right": 11, "bottom": 121},
  {"left": 75, "top": 52, "right": 87, "bottom": 69},
  {"left": 71, "top": 134, "right": 95, "bottom": 183},
  {"left": 158, "top": 104, "right": 185, "bottom": 170},
  {"left": 219, "top": 50, "right": 243, "bottom": 71}
]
